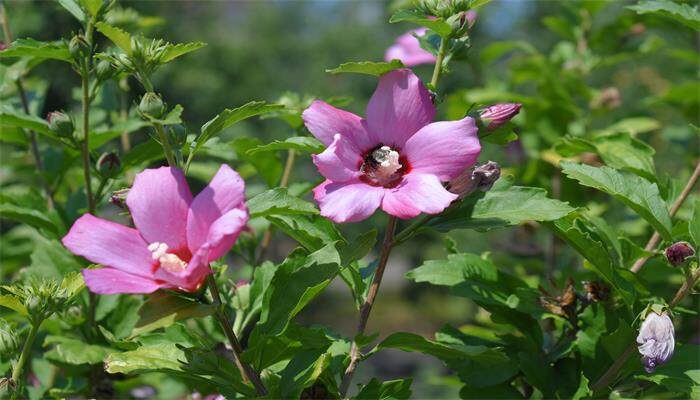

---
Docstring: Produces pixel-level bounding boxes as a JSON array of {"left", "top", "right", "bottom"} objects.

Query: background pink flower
[
  {"left": 384, "top": 28, "right": 436, "bottom": 67},
  {"left": 302, "top": 69, "right": 481, "bottom": 223},
  {"left": 62, "top": 165, "right": 248, "bottom": 294}
]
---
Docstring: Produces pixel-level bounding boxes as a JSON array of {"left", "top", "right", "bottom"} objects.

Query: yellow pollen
[
  {"left": 373, "top": 146, "right": 401, "bottom": 181},
  {"left": 148, "top": 242, "right": 188, "bottom": 273}
]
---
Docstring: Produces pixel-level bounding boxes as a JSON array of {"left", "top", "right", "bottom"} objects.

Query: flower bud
[
  {"left": 0, "top": 42, "right": 7, "bottom": 51},
  {"left": 0, "top": 320, "right": 19, "bottom": 357},
  {"left": 139, "top": 92, "right": 165, "bottom": 119},
  {"left": 95, "top": 59, "right": 116, "bottom": 82},
  {"left": 448, "top": 161, "right": 501, "bottom": 199},
  {"left": 637, "top": 310, "right": 675, "bottom": 373},
  {"left": 96, "top": 152, "right": 121, "bottom": 179},
  {"left": 25, "top": 295, "right": 43, "bottom": 316},
  {"left": 47, "top": 111, "right": 74, "bottom": 137},
  {"left": 110, "top": 188, "right": 129, "bottom": 208},
  {"left": 479, "top": 103, "right": 522, "bottom": 130},
  {"left": 69, "top": 34, "right": 91, "bottom": 60},
  {"left": 664, "top": 242, "right": 695, "bottom": 267}
]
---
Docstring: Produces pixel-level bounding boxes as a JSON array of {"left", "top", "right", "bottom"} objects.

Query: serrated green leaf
[
  {"left": 594, "top": 132, "right": 656, "bottom": 181},
  {"left": 95, "top": 22, "right": 133, "bottom": 55},
  {"left": 105, "top": 343, "right": 184, "bottom": 374},
  {"left": 280, "top": 349, "right": 331, "bottom": 398},
  {"left": 628, "top": 0, "right": 700, "bottom": 31},
  {"left": 57, "top": 0, "right": 85, "bottom": 21},
  {"left": 560, "top": 161, "right": 672, "bottom": 240},
  {"left": 80, "top": 0, "right": 102, "bottom": 16},
  {"left": 44, "top": 336, "right": 114, "bottom": 365},
  {"left": 0, "top": 295, "right": 28, "bottom": 316},
  {"left": 194, "top": 101, "right": 284, "bottom": 156},
  {"left": 267, "top": 214, "right": 342, "bottom": 252},
  {"left": 326, "top": 60, "right": 405, "bottom": 76},
  {"left": 0, "top": 39, "right": 71, "bottom": 61},
  {"left": 429, "top": 179, "right": 574, "bottom": 232},
  {"left": 161, "top": 42, "right": 206, "bottom": 62},
  {"left": 131, "top": 292, "right": 215, "bottom": 337},
  {"left": 353, "top": 378, "right": 413, "bottom": 400},
  {"left": 247, "top": 188, "right": 318, "bottom": 218},
  {"left": 247, "top": 136, "right": 324, "bottom": 155},
  {"left": 389, "top": 9, "right": 453, "bottom": 37},
  {"left": 231, "top": 137, "right": 283, "bottom": 187}
]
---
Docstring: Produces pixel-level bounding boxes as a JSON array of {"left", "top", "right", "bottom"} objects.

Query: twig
[
  {"left": 630, "top": 160, "right": 700, "bottom": 273},
  {"left": 338, "top": 216, "right": 397, "bottom": 397}
]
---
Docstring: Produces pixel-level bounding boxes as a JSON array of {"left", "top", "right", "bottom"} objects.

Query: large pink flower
[
  {"left": 384, "top": 28, "right": 436, "bottom": 67},
  {"left": 303, "top": 69, "right": 481, "bottom": 223},
  {"left": 62, "top": 165, "right": 248, "bottom": 294}
]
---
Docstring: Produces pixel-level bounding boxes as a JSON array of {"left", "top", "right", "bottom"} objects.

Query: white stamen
[
  {"left": 373, "top": 146, "right": 401, "bottom": 181},
  {"left": 148, "top": 242, "right": 188, "bottom": 273}
]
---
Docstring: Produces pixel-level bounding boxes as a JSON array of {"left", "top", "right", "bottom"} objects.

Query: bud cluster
[
  {"left": 2, "top": 275, "right": 83, "bottom": 325},
  {"left": 96, "top": 152, "right": 121, "bottom": 179},
  {"left": 47, "top": 111, "right": 74, "bottom": 138},
  {"left": 447, "top": 161, "right": 501, "bottom": 199}
]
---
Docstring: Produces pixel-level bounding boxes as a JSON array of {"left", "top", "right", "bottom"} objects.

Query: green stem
[
  {"left": 154, "top": 123, "right": 177, "bottom": 167},
  {"left": 10, "top": 321, "right": 40, "bottom": 398},
  {"left": 206, "top": 276, "right": 267, "bottom": 396},
  {"left": 430, "top": 37, "right": 448, "bottom": 89}
]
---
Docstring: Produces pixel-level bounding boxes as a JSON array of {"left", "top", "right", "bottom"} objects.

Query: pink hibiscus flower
[
  {"left": 384, "top": 28, "right": 436, "bottom": 67},
  {"left": 302, "top": 69, "right": 481, "bottom": 223},
  {"left": 62, "top": 165, "right": 248, "bottom": 294}
]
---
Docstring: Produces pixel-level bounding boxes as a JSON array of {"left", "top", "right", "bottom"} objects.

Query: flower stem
[
  {"left": 10, "top": 321, "right": 40, "bottom": 399},
  {"left": 154, "top": 123, "right": 177, "bottom": 167},
  {"left": 206, "top": 276, "right": 267, "bottom": 396},
  {"left": 430, "top": 37, "right": 448, "bottom": 89},
  {"left": 630, "top": 159, "right": 700, "bottom": 273},
  {"left": 591, "top": 268, "right": 700, "bottom": 391},
  {"left": 339, "top": 215, "right": 397, "bottom": 398},
  {"left": 1, "top": 3, "right": 54, "bottom": 210}
]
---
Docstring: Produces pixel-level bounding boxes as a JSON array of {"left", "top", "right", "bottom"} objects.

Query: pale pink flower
[
  {"left": 62, "top": 165, "right": 248, "bottom": 294},
  {"left": 303, "top": 69, "right": 481, "bottom": 223},
  {"left": 637, "top": 311, "right": 675, "bottom": 373},
  {"left": 384, "top": 28, "right": 436, "bottom": 67}
]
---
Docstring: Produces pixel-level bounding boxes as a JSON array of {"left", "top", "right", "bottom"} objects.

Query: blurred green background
[{"left": 2, "top": 0, "right": 698, "bottom": 398}]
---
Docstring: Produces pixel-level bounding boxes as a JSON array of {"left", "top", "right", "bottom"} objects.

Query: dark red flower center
[{"left": 359, "top": 144, "right": 410, "bottom": 188}]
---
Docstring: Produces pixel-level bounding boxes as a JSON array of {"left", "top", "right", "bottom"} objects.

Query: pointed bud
[
  {"left": 637, "top": 310, "right": 675, "bottom": 373},
  {"left": 68, "top": 34, "right": 90, "bottom": 60},
  {"left": 448, "top": 161, "right": 501, "bottom": 199},
  {"left": 96, "top": 152, "right": 121, "bottom": 179},
  {"left": 95, "top": 59, "right": 116, "bottom": 81},
  {"left": 479, "top": 103, "right": 522, "bottom": 130},
  {"left": 139, "top": 92, "right": 165, "bottom": 118},
  {"left": 47, "top": 111, "right": 74, "bottom": 137},
  {"left": 664, "top": 242, "right": 695, "bottom": 267},
  {"left": 0, "top": 319, "right": 19, "bottom": 357}
]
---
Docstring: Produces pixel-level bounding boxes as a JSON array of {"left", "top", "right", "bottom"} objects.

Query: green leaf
[
  {"left": 339, "top": 229, "right": 377, "bottom": 266},
  {"left": 429, "top": 179, "right": 574, "bottom": 232},
  {"left": 389, "top": 9, "right": 453, "bottom": 37},
  {"left": 247, "top": 136, "right": 325, "bottom": 155},
  {"left": 131, "top": 293, "right": 216, "bottom": 337},
  {"left": 690, "top": 200, "right": 700, "bottom": 248},
  {"left": 280, "top": 349, "right": 330, "bottom": 398},
  {"left": 80, "top": 0, "right": 102, "bottom": 15},
  {"left": 0, "top": 39, "right": 71, "bottom": 61},
  {"left": 247, "top": 188, "right": 318, "bottom": 218},
  {"left": 459, "top": 383, "right": 524, "bottom": 399},
  {"left": 594, "top": 133, "right": 657, "bottom": 181},
  {"left": 326, "top": 60, "right": 405, "bottom": 76},
  {"left": 572, "top": 373, "right": 592, "bottom": 400},
  {"left": 0, "top": 107, "right": 58, "bottom": 139},
  {"left": 29, "top": 235, "right": 82, "bottom": 279},
  {"left": 194, "top": 101, "right": 284, "bottom": 156},
  {"left": 257, "top": 244, "right": 341, "bottom": 337},
  {"left": 628, "top": 0, "right": 700, "bottom": 31},
  {"left": 44, "top": 336, "right": 114, "bottom": 365},
  {"left": 594, "top": 117, "right": 662, "bottom": 136},
  {"left": 0, "top": 203, "right": 58, "bottom": 235},
  {"left": 560, "top": 161, "right": 672, "bottom": 240},
  {"left": 635, "top": 344, "right": 700, "bottom": 394},
  {"left": 267, "top": 214, "right": 342, "bottom": 252},
  {"left": 57, "top": 0, "right": 85, "bottom": 21},
  {"left": 161, "top": 42, "right": 207, "bottom": 62},
  {"left": 353, "top": 378, "right": 413, "bottom": 400},
  {"left": 105, "top": 343, "right": 184, "bottom": 374},
  {"left": 231, "top": 137, "right": 283, "bottom": 187},
  {"left": 95, "top": 22, "right": 133, "bottom": 55},
  {"left": 0, "top": 295, "right": 28, "bottom": 316}
]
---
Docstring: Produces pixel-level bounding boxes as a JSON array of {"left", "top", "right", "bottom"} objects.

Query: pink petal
[
  {"left": 403, "top": 117, "right": 481, "bottom": 181},
  {"left": 62, "top": 214, "right": 154, "bottom": 278},
  {"left": 82, "top": 268, "right": 164, "bottom": 294},
  {"left": 302, "top": 100, "right": 376, "bottom": 151},
  {"left": 381, "top": 173, "right": 457, "bottom": 219},
  {"left": 366, "top": 69, "right": 435, "bottom": 147},
  {"left": 201, "top": 208, "right": 249, "bottom": 262},
  {"left": 187, "top": 164, "right": 246, "bottom": 254},
  {"left": 384, "top": 29, "right": 436, "bottom": 67},
  {"left": 313, "top": 179, "right": 384, "bottom": 223},
  {"left": 312, "top": 134, "right": 362, "bottom": 182},
  {"left": 126, "top": 167, "right": 192, "bottom": 249}
]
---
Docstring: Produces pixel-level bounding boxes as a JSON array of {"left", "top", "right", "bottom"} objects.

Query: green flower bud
[
  {"left": 47, "top": 111, "right": 74, "bottom": 137},
  {"left": 25, "top": 295, "right": 43, "bottom": 316},
  {"left": 95, "top": 59, "right": 116, "bottom": 81},
  {"left": 96, "top": 152, "right": 121, "bottom": 179},
  {"left": 0, "top": 320, "right": 19, "bottom": 357},
  {"left": 69, "top": 34, "right": 91, "bottom": 61},
  {"left": 139, "top": 92, "right": 165, "bottom": 118}
]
